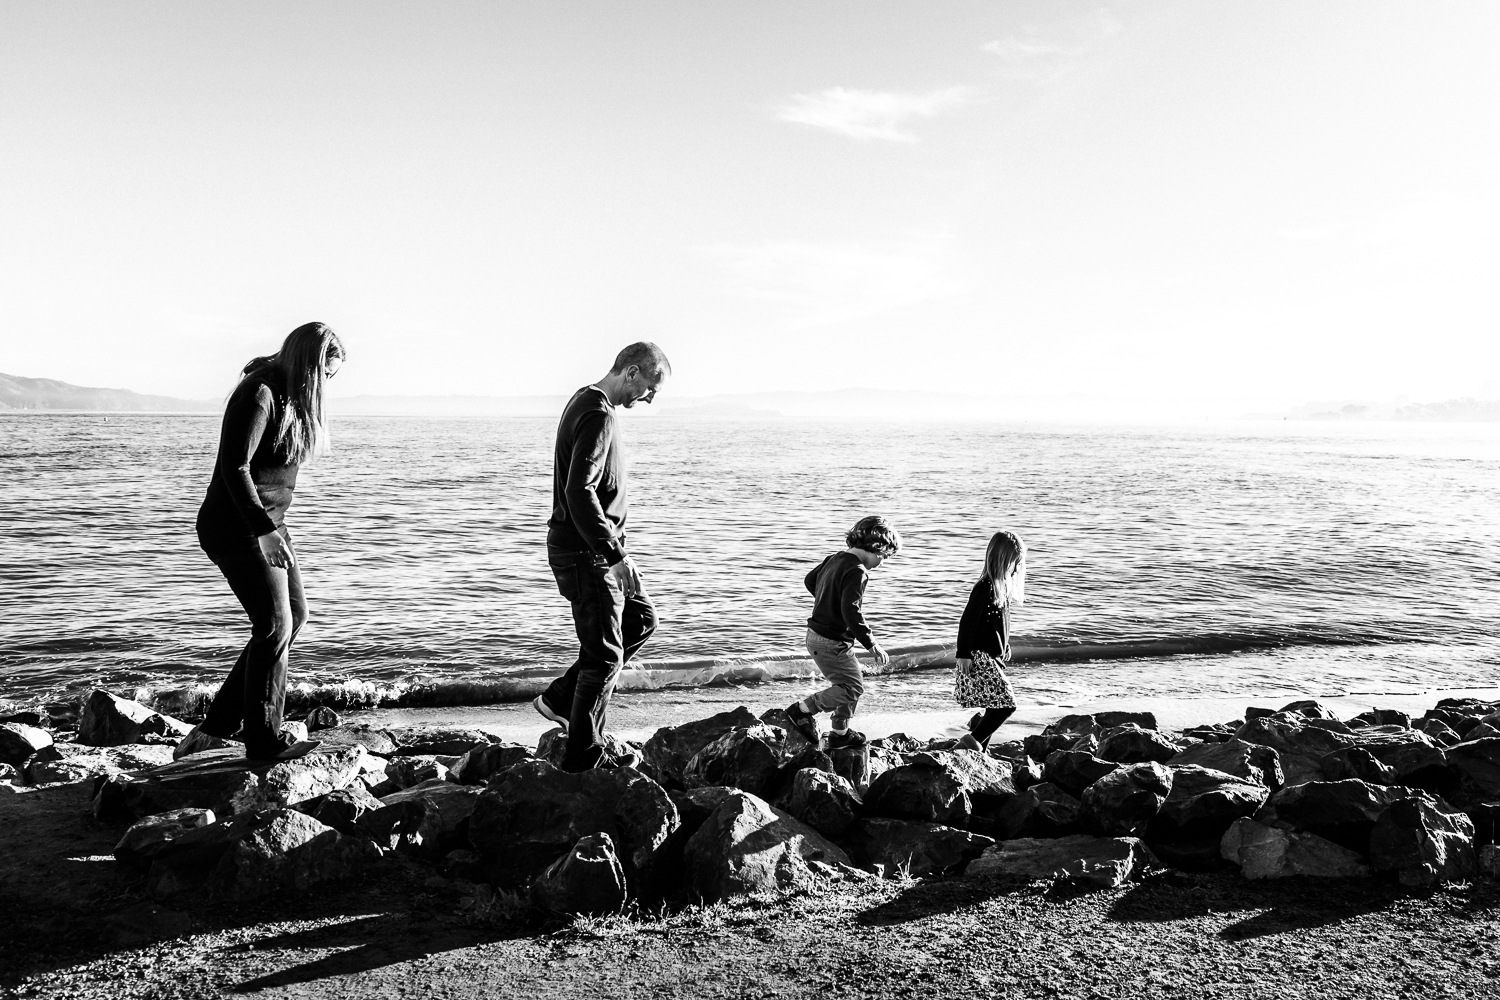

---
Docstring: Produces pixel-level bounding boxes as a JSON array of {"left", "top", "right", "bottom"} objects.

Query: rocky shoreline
[{"left": 2, "top": 687, "right": 1498, "bottom": 929}]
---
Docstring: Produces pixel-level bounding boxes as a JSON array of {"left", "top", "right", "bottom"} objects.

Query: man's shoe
[
  {"left": 533, "top": 695, "right": 569, "bottom": 732},
  {"left": 784, "top": 702, "right": 820, "bottom": 744},
  {"left": 247, "top": 737, "right": 322, "bottom": 762},
  {"left": 825, "top": 729, "right": 867, "bottom": 751},
  {"left": 173, "top": 724, "right": 235, "bottom": 760}
]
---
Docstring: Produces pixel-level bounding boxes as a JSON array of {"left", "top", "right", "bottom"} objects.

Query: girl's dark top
[
  {"left": 805, "top": 551, "right": 874, "bottom": 649},
  {"left": 956, "top": 578, "right": 1011, "bottom": 662},
  {"left": 196, "top": 370, "right": 299, "bottom": 547}
]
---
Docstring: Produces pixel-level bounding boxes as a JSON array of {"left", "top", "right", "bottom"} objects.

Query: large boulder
[
  {"left": 469, "top": 760, "right": 678, "bottom": 894},
  {"left": 967, "top": 835, "right": 1157, "bottom": 889},
  {"left": 382, "top": 755, "right": 450, "bottom": 790},
  {"left": 304, "top": 784, "right": 384, "bottom": 836},
  {"left": 1097, "top": 725, "right": 1178, "bottom": 765},
  {"left": 1279, "top": 699, "right": 1339, "bottom": 721},
  {"left": 1346, "top": 728, "right": 1450, "bottom": 791},
  {"left": 114, "top": 808, "right": 217, "bottom": 866},
  {"left": 1043, "top": 751, "right": 1119, "bottom": 797},
  {"left": 985, "top": 782, "right": 1084, "bottom": 840},
  {"left": 536, "top": 728, "right": 638, "bottom": 770},
  {"left": 531, "top": 832, "right": 629, "bottom": 916},
  {"left": 1235, "top": 716, "right": 1359, "bottom": 785},
  {"left": 311, "top": 724, "right": 399, "bottom": 756},
  {"left": 33, "top": 743, "right": 175, "bottom": 788},
  {"left": 78, "top": 691, "right": 189, "bottom": 747},
  {"left": 670, "top": 786, "right": 740, "bottom": 844},
  {"left": 1369, "top": 796, "right": 1478, "bottom": 888},
  {"left": 261, "top": 745, "right": 369, "bottom": 808},
  {"left": 1169, "top": 738, "right": 1283, "bottom": 789},
  {"left": 1424, "top": 699, "right": 1500, "bottom": 739},
  {"left": 360, "top": 780, "right": 481, "bottom": 858},
  {"left": 386, "top": 727, "right": 494, "bottom": 757},
  {"left": 1416, "top": 718, "right": 1462, "bottom": 747},
  {"left": 682, "top": 724, "right": 790, "bottom": 799},
  {"left": 1352, "top": 709, "right": 1411, "bottom": 729},
  {"left": 1319, "top": 748, "right": 1398, "bottom": 785},
  {"left": 681, "top": 791, "right": 849, "bottom": 902},
  {"left": 1150, "top": 765, "right": 1267, "bottom": 842},
  {"left": 1259, "top": 779, "right": 1413, "bottom": 856},
  {"left": 147, "top": 808, "right": 378, "bottom": 902},
  {"left": 0, "top": 723, "right": 52, "bottom": 768},
  {"left": 863, "top": 750, "right": 1016, "bottom": 829},
  {"left": 846, "top": 819, "right": 994, "bottom": 877},
  {"left": 1081, "top": 762, "right": 1173, "bottom": 837},
  {"left": 450, "top": 743, "right": 535, "bottom": 786},
  {"left": 1220, "top": 817, "right": 1371, "bottom": 879},
  {"left": 779, "top": 768, "right": 860, "bottom": 839},
  {"left": 1445, "top": 738, "right": 1500, "bottom": 801}
]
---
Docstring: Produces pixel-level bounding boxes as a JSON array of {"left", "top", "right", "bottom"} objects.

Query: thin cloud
[
  {"left": 982, "top": 10, "right": 1124, "bottom": 84},
  {"left": 775, "top": 86, "right": 969, "bottom": 142}
]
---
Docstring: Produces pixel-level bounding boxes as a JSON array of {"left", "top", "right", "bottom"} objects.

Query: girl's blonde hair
[
  {"left": 981, "top": 530, "right": 1027, "bottom": 607},
  {"left": 241, "top": 322, "right": 344, "bottom": 464}
]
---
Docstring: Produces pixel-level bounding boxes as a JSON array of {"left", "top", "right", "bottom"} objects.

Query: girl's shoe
[
  {"left": 784, "top": 703, "right": 820, "bottom": 744},
  {"left": 955, "top": 734, "right": 985, "bottom": 752},
  {"left": 825, "top": 729, "right": 867, "bottom": 751}
]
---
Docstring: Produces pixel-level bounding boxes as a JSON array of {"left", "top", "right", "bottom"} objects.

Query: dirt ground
[{"left": 4, "top": 778, "right": 1500, "bottom": 1000}]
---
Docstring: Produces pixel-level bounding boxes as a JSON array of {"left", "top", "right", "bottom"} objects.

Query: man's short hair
[{"left": 610, "top": 342, "right": 672, "bottom": 379}]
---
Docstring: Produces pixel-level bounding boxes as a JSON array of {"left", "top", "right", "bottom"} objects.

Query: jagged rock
[
  {"left": 1169, "top": 738, "right": 1283, "bottom": 789},
  {"left": 0, "top": 723, "right": 52, "bottom": 768},
  {"left": 985, "top": 782, "right": 1084, "bottom": 840},
  {"left": 869, "top": 733, "right": 920, "bottom": 753},
  {"left": 78, "top": 690, "right": 187, "bottom": 747},
  {"left": 1469, "top": 723, "right": 1500, "bottom": 741},
  {"left": 1346, "top": 728, "right": 1450, "bottom": 791},
  {"left": 1258, "top": 779, "right": 1413, "bottom": 855},
  {"left": 1181, "top": 724, "right": 1235, "bottom": 744},
  {"left": 863, "top": 750, "right": 1016, "bottom": 828},
  {"left": 757, "top": 708, "right": 816, "bottom": 749},
  {"left": 1097, "top": 725, "right": 1179, "bottom": 765},
  {"left": 383, "top": 755, "right": 450, "bottom": 790},
  {"left": 1235, "top": 715, "right": 1359, "bottom": 785},
  {"left": 305, "top": 784, "right": 383, "bottom": 835},
  {"left": 967, "top": 835, "right": 1157, "bottom": 889},
  {"left": 1437, "top": 738, "right": 1500, "bottom": 801},
  {"left": 847, "top": 818, "right": 994, "bottom": 877},
  {"left": 1320, "top": 747, "right": 1399, "bottom": 785},
  {"left": 1095, "top": 711, "right": 1158, "bottom": 731},
  {"left": 532, "top": 832, "right": 629, "bottom": 916},
  {"left": 261, "top": 745, "right": 368, "bottom": 808},
  {"left": 114, "top": 808, "right": 217, "bottom": 866},
  {"left": 94, "top": 745, "right": 365, "bottom": 821},
  {"left": 387, "top": 727, "right": 495, "bottom": 757},
  {"left": 1011, "top": 756, "right": 1045, "bottom": 792},
  {"left": 1151, "top": 765, "right": 1267, "bottom": 841},
  {"left": 1221, "top": 817, "right": 1371, "bottom": 879},
  {"left": 469, "top": 760, "right": 678, "bottom": 893},
  {"left": 779, "top": 768, "right": 860, "bottom": 839},
  {"left": 1042, "top": 714, "right": 1102, "bottom": 739},
  {"left": 1081, "top": 762, "right": 1173, "bottom": 837},
  {"left": 681, "top": 791, "right": 849, "bottom": 902},
  {"left": 1279, "top": 699, "right": 1338, "bottom": 720},
  {"left": 149, "top": 808, "right": 377, "bottom": 902},
  {"left": 1417, "top": 718, "right": 1462, "bottom": 746},
  {"left": 1043, "top": 750, "right": 1119, "bottom": 797},
  {"left": 1023, "top": 733, "right": 1080, "bottom": 761},
  {"left": 1370, "top": 796, "right": 1477, "bottom": 887},
  {"left": 360, "top": 780, "right": 482, "bottom": 857},
  {"left": 535, "top": 728, "right": 638, "bottom": 770},
  {"left": 682, "top": 724, "right": 790, "bottom": 798},
  {"left": 829, "top": 744, "right": 870, "bottom": 793},
  {"left": 450, "top": 743, "right": 534, "bottom": 785},
  {"left": 312, "top": 724, "right": 399, "bottom": 757},
  {"left": 1424, "top": 699, "right": 1500, "bottom": 739},
  {"left": 1244, "top": 707, "right": 1277, "bottom": 722},
  {"left": 304, "top": 706, "right": 341, "bottom": 731},
  {"left": 1353, "top": 709, "right": 1411, "bottom": 728},
  {"left": 670, "top": 786, "right": 739, "bottom": 843}
]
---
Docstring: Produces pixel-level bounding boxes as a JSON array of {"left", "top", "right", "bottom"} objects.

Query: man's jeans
[
  {"left": 198, "top": 526, "right": 308, "bottom": 754},
  {"left": 543, "top": 550, "right": 657, "bottom": 770},
  {"left": 804, "top": 628, "right": 864, "bottom": 729}
]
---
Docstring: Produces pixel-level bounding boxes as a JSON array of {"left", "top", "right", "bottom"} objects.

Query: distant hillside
[
  {"left": 0, "top": 373, "right": 216, "bottom": 412},
  {"left": 1291, "top": 397, "right": 1500, "bottom": 422}
]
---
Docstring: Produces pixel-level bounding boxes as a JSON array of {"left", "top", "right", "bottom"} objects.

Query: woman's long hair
[
  {"left": 241, "top": 322, "right": 344, "bottom": 464},
  {"left": 981, "top": 530, "right": 1027, "bottom": 608}
]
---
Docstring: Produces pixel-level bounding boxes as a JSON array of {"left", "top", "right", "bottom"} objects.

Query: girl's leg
[{"left": 970, "top": 706, "right": 1016, "bottom": 745}]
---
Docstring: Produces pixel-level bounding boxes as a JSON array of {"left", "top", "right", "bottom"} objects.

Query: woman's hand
[{"left": 257, "top": 531, "right": 295, "bottom": 570}]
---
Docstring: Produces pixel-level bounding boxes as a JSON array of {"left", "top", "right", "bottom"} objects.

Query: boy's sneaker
[
  {"left": 533, "top": 695, "right": 569, "bottom": 732},
  {"left": 784, "top": 702, "right": 820, "bottom": 744},
  {"left": 825, "top": 729, "right": 867, "bottom": 751}
]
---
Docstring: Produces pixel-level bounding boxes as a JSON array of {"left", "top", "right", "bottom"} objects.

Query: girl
[
  {"left": 183, "top": 322, "right": 345, "bottom": 761},
  {"left": 954, "top": 530, "right": 1026, "bottom": 747}
]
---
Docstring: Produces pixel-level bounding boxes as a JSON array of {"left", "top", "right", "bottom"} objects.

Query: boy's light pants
[{"left": 804, "top": 628, "right": 865, "bottom": 729}]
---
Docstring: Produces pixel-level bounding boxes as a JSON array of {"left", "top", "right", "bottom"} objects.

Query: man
[{"left": 533, "top": 342, "right": 669, "bottom": 770}]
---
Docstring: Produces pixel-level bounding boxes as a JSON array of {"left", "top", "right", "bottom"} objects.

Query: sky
[{"left": 1, "top": 2, "right": 1496, "bottom": 415}]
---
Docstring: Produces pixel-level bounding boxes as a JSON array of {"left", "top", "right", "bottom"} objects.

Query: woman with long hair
[
  {"left": 953, "top": 530, "right": 1027, "bottom": 748},
  {"left": 182, "top": 322, "right": 345, "bottom": 761}
]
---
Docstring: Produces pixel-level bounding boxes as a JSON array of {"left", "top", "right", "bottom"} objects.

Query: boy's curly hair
[{"left": 846, "top": 515, "right": 902, "bottom": 556}]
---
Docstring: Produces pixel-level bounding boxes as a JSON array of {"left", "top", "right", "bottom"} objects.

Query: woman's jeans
[
  {"left": 199, "top": 526, "right": 307, "bottom": 754},
  {"left": 542, "top": 550, "right": 657, "bottom": 771},
  {"left": 805, "top": 628, "right": 864, "bottom": 729}
]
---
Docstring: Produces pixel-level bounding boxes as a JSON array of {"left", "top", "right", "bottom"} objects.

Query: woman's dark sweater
[
  {"left": 196, "top": 371, "right": 299, "bottom": 546},
  {"left": 805, "top": 551, "right": 874, "bottom": 649},
  {"left": 956, "top": 579, "right": 1011, "bottom": 661}
]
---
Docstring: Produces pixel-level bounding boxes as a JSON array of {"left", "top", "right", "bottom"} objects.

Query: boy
[{"left": 784, "top": 515, "right": 902, "bottom": 750}]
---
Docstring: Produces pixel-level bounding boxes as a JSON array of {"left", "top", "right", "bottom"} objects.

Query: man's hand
[
  {"left": 257, "top": 531, "right": 295, "bottom": 570},
  {"left": 607, "top": 556, "right": 645, "bottom": 598},
  {"left": 868, "top": 642, "right": 890, "bottom": 667}
]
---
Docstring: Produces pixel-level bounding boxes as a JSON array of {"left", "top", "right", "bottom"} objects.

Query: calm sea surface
[{"left": 2, "top": 412, "right": 1498, "bottom": 716}]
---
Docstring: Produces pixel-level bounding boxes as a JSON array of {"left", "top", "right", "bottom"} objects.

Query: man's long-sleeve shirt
[{"left": 546, "top": 386, "right": 628, "bottom": 564}]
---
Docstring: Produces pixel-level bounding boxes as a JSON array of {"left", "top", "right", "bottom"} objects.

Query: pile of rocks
[{"left": 9, "top": 689, "right": 1500, "bottom": 919}]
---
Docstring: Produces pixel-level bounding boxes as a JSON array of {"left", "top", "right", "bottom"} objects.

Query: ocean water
[{"left": 2, "top": 412, "right": 1498, "bottom": 717}]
